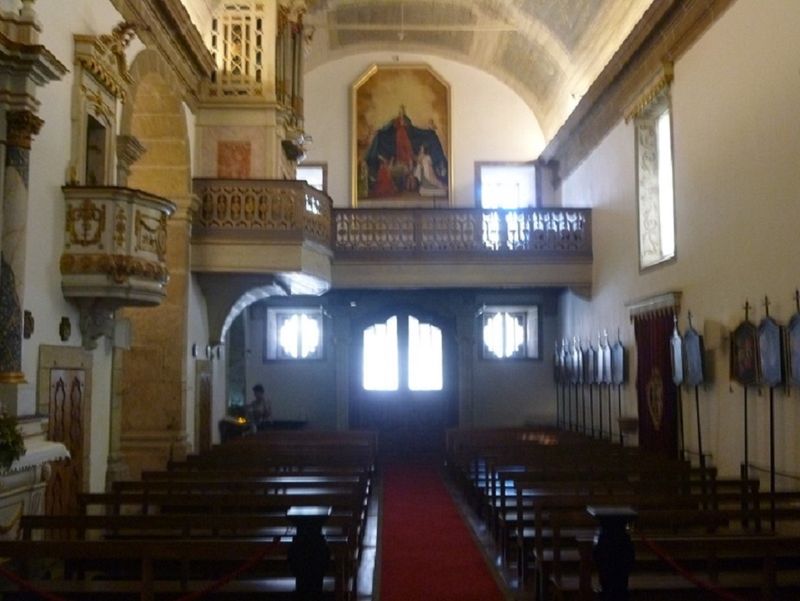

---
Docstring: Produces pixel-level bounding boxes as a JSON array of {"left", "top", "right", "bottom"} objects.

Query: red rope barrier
[
  {"left": 174, "top": 539, "right": 281, "bottom": 601},
  {"left": 0, "top": 562, "right": 68, "bottom": 601},
  {"left": 0, "top": 539, "right": 283, "bottom": 601},
  {"left": 637, "top": 533, "right": 750, "bottom": 601}
]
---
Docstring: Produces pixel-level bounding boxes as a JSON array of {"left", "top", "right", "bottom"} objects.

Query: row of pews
[
  {"left": 446, "top": 426, "right": 800, "bottom": 600},
  {"left": 0, "top": 429, "right": 377, "bottom": 601}
]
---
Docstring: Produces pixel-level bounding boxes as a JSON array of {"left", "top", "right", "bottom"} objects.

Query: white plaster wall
[
  {"left": 559, "top": 0, "right": 800, "bottom": 480},
  {"left": 23, "top": 0, "right": 128, "bottom": 490},
  {"left": 304, "top": 53, "right": 545, "bottom": 207}
]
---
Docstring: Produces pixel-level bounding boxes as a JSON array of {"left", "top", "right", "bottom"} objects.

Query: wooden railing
[
  {"left": 193, "top": 178, "right": 332, "bottom": 248},
  {"left": 333, "top": 207, "right": 592, "bottom": 257},
  {"left": 192, "top": 179, "right": 591, "bottom": 260}
]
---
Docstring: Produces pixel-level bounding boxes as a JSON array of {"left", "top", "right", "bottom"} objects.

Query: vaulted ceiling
[{"left": 304, "top": 0, "right": 655, "bottom": 140}]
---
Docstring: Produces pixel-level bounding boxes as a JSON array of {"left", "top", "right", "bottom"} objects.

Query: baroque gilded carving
[
  {"left": 134, "top": 211, "right": 168, "bottom": 261},
  {"left": 60, "top": 253, "right": 169, "bottom": 285},
  {"left": 199, "top": 184, "right": 298, "bottom": 230},
  {"left": 6, "top": 110, "right": 44, "bottom": 149},
  {"left": 73, "top": 22, "right": 136, "bottom": 102},
  {"left": 65, "top": 199, "right": 106, "bottom": 248},
  {"left": 114, "top": 206, "right": 127, "bottom": 250}
]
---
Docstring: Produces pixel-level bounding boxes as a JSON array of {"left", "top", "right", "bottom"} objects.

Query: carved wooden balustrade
[
  {"left": 192, "top": 179, "right": 592, "bottom": 267},
  {"left": 333, "top": 208, "right": 592, "bottom": 258},
  {"left": 193, "top": 179, "right": 332, "bottom": 248}
]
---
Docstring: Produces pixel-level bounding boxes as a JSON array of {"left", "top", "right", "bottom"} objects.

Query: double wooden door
[{"left": 351, "top": 309, "right": 457, "bottom": 458}]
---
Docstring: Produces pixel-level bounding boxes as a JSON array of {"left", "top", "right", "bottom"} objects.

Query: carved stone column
[{"left": 0, "top": 111, "right": 43, "bottom": 399}]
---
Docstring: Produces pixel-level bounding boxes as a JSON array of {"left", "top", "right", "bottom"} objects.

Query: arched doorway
[{"left": 351, "top": 306, "right": 458, "bottom": 458}]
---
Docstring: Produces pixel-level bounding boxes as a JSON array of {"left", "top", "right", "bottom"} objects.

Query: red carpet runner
[{"left": 379, "top": 462, "right": 505, "bottom": 601}]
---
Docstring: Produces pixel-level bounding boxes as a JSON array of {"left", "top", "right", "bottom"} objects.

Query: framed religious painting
[
  {"left": 788, "top": 310, "right": 800, "bottom": 387},
  {"left": 757, "top": 316, "right": 784, "bottom": 388},
  {"left": 553, "top": 342, "right": 563, "bottom": 384},
  {"left": 611, "top": 340, "right": 627, "bottom": 385},
  {"left": 683, "top": 325, "right": 705, "bottom": 388},
  {"left": 599, "top": 339, "right": 612, "bottom": 384},
  {"left": 572, "top": 342, "right": 583, "bottom": 384},
  {"left": 730, "top": 320, "right": 759, "bottom": 387},
  {"left": 352, "top": 64, "right": 451, "bottom": 207},
  {"left": 594, "top": 344, "right": 604, "bottom": 384},
  {"left": 583, "top": 345, "right": 595, "bottom": 385},
  {"left": 563, "top": 342, "right": 575, "bottom": 383},
  {"left": 670, "top": 323, "right": 684, "bottom": 386}
]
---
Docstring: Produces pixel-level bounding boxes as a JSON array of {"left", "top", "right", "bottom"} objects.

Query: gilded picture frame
[{"left": 351, "top": 64, "right": 452, "bottom": 207}]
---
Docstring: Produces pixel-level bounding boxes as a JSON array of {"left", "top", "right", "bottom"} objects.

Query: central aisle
[{"left": 379, "top": 462, "right": 506, "bottom": 601}]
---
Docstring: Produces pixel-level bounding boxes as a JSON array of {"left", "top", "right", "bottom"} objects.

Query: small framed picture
[
  {"left": 611, "top": 340, "right": 626, "bottom": 385},
  {"left": 757, "top": 317, "right": 783, "bottom": 388},
  {"left": 583, "top": 346, "right": 596, "bottom": 385},
  {"left": 730, "top": 320, "right": 759, "bottom": 387},
  {"left": 670, "top": 326, "right": 684, "bottom": 386},
  {"left": 788, "top": 313, "right": 800, "bottom": 387},
  {"left": 683, "top": 326, "right": 705, "bottom": 388}
]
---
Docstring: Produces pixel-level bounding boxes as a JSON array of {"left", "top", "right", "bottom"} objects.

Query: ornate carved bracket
[{"left": 73, "top": 22, "right": 137, "bottom": 102}]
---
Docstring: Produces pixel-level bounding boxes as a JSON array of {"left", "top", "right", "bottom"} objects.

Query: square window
[
  {"left": 265, "top": 307, "right": 323, "bottom": 360},
  {"left": 475, "top": 162, "right": 537, "bottom": 209},
  {"left": 481, "top": 305, "right": 540, "bottom": 359}
]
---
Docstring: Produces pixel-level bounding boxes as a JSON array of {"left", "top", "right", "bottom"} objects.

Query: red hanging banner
[{"left": 634, "top": 311, "right": 679, "bottom": 457}]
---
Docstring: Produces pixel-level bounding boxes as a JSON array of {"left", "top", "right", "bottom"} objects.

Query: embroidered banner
[{"left": 634, "top": 311, "right": 678, "bottom": 457}]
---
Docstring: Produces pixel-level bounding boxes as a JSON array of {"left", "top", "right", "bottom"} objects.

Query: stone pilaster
[
  {"left": 104, "top": 344, "right": 129, "bottom": 489},
  {"left": 0, "top": 111, "right": 43, "bottom": 393}
]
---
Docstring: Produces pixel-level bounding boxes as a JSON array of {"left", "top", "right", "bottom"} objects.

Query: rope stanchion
[
  {"left": 637, "top": 532, "right": 750, "bottom": 601},
  {"left": 0, "top": 538, "right": 283, "bottom": 601}
]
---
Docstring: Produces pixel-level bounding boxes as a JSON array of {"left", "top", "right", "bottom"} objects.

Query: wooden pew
[
  {"left": 20, "top": 512, "right": 360, "bottom": 599},
  {"left": 0, "top": 538, "right": 347, "bottom": 601},
  {"left": 554, "top": 533, "right": 800, "bottom": 600}
]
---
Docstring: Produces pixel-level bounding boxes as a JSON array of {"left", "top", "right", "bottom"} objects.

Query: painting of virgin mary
[{"left": 353, "top": 65, "right": 451, "bottom": 206}]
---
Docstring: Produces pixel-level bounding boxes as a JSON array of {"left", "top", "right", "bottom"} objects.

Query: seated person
[{"left": 246, "top": 384, "right": 272, "bottom": 431}]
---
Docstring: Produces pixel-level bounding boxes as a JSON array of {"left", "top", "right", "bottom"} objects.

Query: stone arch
[
  {"left": 121, "top": 48, "right": 192, "bottom": 213},
  {"left": 113, "top": 48, "right": 196, "bottom": 478}
]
